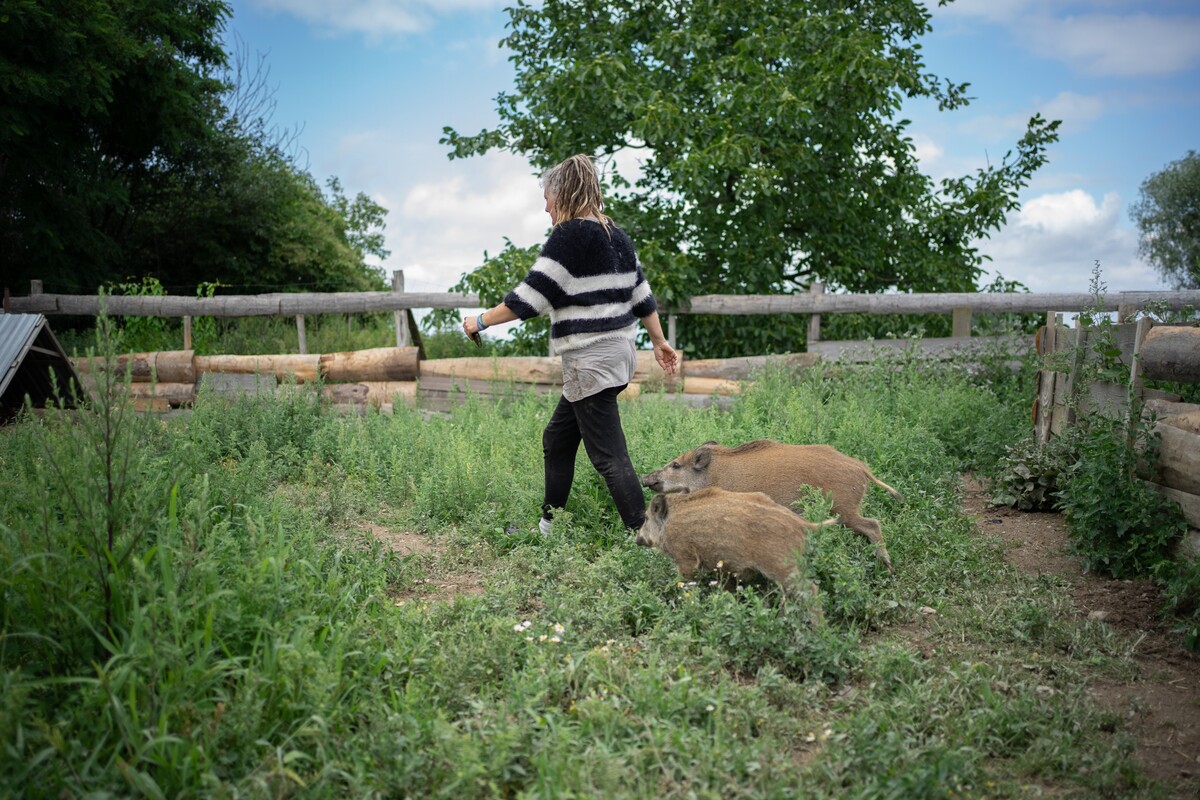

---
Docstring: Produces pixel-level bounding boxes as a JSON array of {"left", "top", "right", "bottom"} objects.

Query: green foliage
[
  {"left": 1130, "top": 150, "right": 1200, "bottom": 289},
  {"left": 1159, "top": 557, "right": 1200, "bottom": 652},
  {"left": 990, "top": 434, "right": 1075, "bottom": 512},
  {"left": 0, "top": 351, "right": 1182, "bottom": 796},
  {"left": 0, "top": 0, "right": 232, "bottom": 291},
  {"left": 0, "top": 2, "right": 387, "bottom": 297},
  {"left": 443, "top": 0, "right": 1060, "bottom": 357},
  {"left": 425, "top": 239, "right": 552, "bottom": 355},
  {"left": 1057, "top": 415, "right": 1188, "bottom": 579}
]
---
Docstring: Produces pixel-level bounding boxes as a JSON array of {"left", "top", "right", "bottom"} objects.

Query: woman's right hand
[{"left": 653, "top": 340, "right": 678, "bottom": 375}]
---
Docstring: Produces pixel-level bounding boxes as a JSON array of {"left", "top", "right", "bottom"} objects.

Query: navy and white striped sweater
[{"left": 504, "top": 218, "right": 659, "bottom": 353}]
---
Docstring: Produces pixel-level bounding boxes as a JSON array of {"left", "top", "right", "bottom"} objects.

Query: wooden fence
[
  {"left": 1033, "top": 316, "right": 1200, "bottom": 532},
  {"left": 7, "top": 276, "right": 1200, "bottom": 355}
]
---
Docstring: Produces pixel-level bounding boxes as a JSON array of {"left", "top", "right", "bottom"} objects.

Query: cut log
[
  {"left": 684, "top": 352, "right": 819, "bottom": 380},
  {"left": 357, "top": 381, "right": 417, "bottom": 407},
  {"left": 126, "top": 382, "right": 195, "bottom": 406},
  {"left": 419, "top": 356, "right": 562, "bottom": 384},
  {"left": 1153, "top": 420, "right": 1200, "bottom": 496},
  {"left": 1143, "top": 398, "right": 1200, "bottom": 419},
  {"left": 195, "top": 354, "right": 320, "bottom": 383},
  {"left": 1139, "top": 324, "right": 1200, "bottom": 383},
  {"left": 73, "top": 350, "right": 195, "bottom": 383},
  {"left": 682, "top": 376, "right": 742, "bottom": 396},
  {"left": 635, "top": 349, "right": 684, "bottom": 390},
  {"left": 321, "top": 383, "right": 369, "bottom": 405},
  {"left": 319, "top": 347, "right": 419, "bottom": 382}
]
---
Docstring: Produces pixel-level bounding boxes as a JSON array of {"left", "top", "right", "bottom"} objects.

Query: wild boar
[
  {"left": 635, "top": 487, "right": 833, "bottom": 615},
  {"left": 641, "top": 439, "right": 900, "bottom": 571}
]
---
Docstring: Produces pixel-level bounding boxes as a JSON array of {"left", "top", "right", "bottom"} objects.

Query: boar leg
[{"left": 839, "top": 514, "right": 894, "bottom": 573}]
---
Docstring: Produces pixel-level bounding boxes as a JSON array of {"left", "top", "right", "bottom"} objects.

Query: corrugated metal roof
[{"left": 0, "top": 313, "right": 81, "bottom": 421}]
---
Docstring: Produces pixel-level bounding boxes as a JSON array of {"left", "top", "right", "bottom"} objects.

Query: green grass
[{"left": 0, "top": 349, "right": 1180, "bottom": 799}]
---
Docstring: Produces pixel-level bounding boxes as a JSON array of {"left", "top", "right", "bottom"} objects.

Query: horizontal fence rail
[
  {"left": 684, "top": 290, "right": 1200, "bottom": 315},
  {"left": 7, "top": 291, "right": 480, "bottom": 318},
  {"left": 7, "top": 289, "right": 1200, "bottom": 318}
]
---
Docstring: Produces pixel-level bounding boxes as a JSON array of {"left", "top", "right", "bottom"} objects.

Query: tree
[
  {"left": 0, "top": 3, "right": 389, "bottom": 296},
  {"left": 0, "top": 0, "right": 232, "bottom": 291},
  {"left": 1130, "top": 151, "right": 1200, "bottom": 290},
  {"left": 442, "top": 0, "right": 1060, "bottom": 357}
]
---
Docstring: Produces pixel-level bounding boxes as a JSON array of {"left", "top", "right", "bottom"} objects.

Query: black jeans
[{"left": 541, "top": 385, "right": 646, "bottom": 530}]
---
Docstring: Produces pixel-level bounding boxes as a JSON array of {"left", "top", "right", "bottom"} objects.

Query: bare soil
[{"left": 961, "top": 476, "right": 1200, "bottom": 796}]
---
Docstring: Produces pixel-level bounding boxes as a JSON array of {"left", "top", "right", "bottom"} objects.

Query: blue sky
[{"left": 223, "top": 0, "right": 1200, "bottom": 299}]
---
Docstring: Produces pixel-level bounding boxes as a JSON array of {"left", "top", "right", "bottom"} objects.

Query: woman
[{"left": 463, "top": 154, "right": 678, "bottom": 535}]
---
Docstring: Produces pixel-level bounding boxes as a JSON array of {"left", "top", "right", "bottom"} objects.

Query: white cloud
[
  {"left": 934, "top": 2, "right": 1200, "bottom": 78},
  {"left": 1026, "top": 13, "right": 1200, "bottom": 77},
  {"left": 386, "top": 152, "right": 547, "bottom": 293},
  {"left": 976, "top": 188, "right": 1166, "bottom": 293},
  {"left": 249, "top": 0, "right": 507, "bottom": 39},
  {"left": 910, "top": 133, "right": 944, "bottom": 169}
]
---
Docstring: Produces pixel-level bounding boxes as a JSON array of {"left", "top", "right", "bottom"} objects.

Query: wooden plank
[
  {"left": 416, "top": 375, "right": 556, "bottom": 412},
  {"left": 1035, "top": 314, "right": 1057, "bottom": 443},
  {"left": 808, "top": 333, "right": 1032, "bottom": 363},
  {"left": 684, "top": 352, "right": 819, "bottom": 380},
  {"left": 198, "top": 372, "right": 277, "bottom": 396}
]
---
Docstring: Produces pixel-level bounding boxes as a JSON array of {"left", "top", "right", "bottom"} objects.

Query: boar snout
[
  {"left": 640, "top": 471, "right": 663, "bottom": 491},
  {"left": 634, "top": 532, "right": 650, "bottom": 547}
]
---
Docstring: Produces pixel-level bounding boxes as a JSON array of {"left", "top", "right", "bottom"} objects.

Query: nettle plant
[{"left": 992, "top": 265, "right": 1189, "bottom": 579}]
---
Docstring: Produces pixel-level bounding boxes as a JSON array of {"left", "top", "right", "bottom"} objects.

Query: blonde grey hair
[{"left": 540, "top": 154, "right": 612, "bottom": 230}]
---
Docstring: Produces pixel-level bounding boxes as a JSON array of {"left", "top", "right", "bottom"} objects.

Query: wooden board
[
  {"left": 808, "top": 333, "right": 1031, "bottom": 363},
  {"left": 416, "top": 375, "right": 556, "bottom": 413},
  {"left": 684, "top": 352, "right": 818, "bottom": 380}
]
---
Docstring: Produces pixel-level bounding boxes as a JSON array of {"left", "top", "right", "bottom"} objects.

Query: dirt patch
[
  {"left": 961, "top": 475, "right": 1200, "bottom": 794},
  {"left": 360, "top": 523, "right": 435, "bottom": 557},
  {"left": 350, "top": 523, "right": 486, "bottom": 603}
]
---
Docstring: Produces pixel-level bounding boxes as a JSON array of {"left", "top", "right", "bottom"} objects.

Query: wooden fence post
[
  {"left": 1035, "top": 311, "right": 1058, "bottom": 444},
  {"left": 951, "top": 307, "right": 972, "bottom": 338},
  {"left": 183, "top": 316, "right": 192, "bottom": 350},
  {"left": 668, "top": 313, "right": 677, "bottom": 349},
  {"left": 296, "top": 315, "right": 307, "bottom": 355},
  {"left": 393, "top": 270, "right": 410, "bottom": 348},
  {"left": 30, "top": 280, "right": 43, "bottom": 295},
  {"left": 807, "top": 283, "right": 825, "bottom": 345}
]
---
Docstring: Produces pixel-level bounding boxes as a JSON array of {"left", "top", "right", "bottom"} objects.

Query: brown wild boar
[
  {"left": 641, "top": 440, "right": 900, "bottom": 571},
  {"left": 635, "top": 487, "right": 833, "bottom": 613}
]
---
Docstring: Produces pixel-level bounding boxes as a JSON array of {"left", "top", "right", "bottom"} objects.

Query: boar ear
[
  {"left": 693, "top": 446, "right": 713, "bottom": 471},
  {"left": 650, "top": 493, "right": 669, "bottom": 523}
]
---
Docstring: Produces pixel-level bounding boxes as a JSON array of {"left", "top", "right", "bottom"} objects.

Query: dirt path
[{"left": 961, "top": 476, "right": 1200, "bottom": 795}]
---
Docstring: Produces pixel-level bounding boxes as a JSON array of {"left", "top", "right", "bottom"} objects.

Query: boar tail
[{"left": 870, "top": 475, "right": 902, "bottom": 501}]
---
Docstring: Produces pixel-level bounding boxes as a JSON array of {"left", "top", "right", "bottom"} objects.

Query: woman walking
[{"left": 463, "top": 154, "right": 678, "bottom": 534}]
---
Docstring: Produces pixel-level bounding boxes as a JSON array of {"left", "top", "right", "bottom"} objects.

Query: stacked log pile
[{"left": 69, "top": 346, "right": 825, "bottom": 414}]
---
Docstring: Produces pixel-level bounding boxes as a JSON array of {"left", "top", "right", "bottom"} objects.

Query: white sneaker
[{"left": 538, "top": 517, "right": 553, "bottom": 536}]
